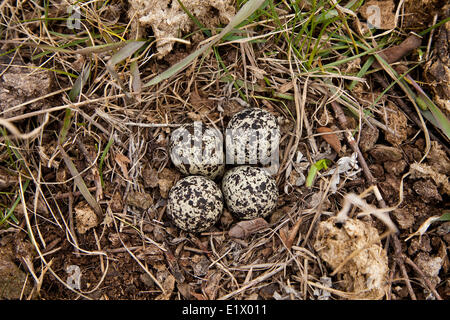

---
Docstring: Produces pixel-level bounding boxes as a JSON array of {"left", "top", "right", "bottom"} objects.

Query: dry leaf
[
  {"left": 158, "top": 168, "right": 180, "bottom": 198},
  {"left": 155, "top": 274, "right": 176, "bottom": 300},
  {"left": 285, "top": 217, "right": 303, "bottom": 250},
  {"left": 405, "top": 215, "right": 441, "bottom": 241},
  {"left": 202, "top": 271, "right": 223, "bottom": 300},
  {"left": 177, "top": 283, "right": 193, "bottom": 299},
  {"left": 317, "top": 127, "right": 341, "bottom": 153},
  {"left": 126, "top": 191, "right": 153, "bottom": 209},
  {"left": 115, "top": 152, "right": 130, "bottom": 179},
  {"left": 143, "top": 164, "right": 159, "bottom": 188}
]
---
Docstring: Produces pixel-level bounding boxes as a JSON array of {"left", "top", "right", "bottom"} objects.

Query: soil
[{"left": 0, "top": 0, "right": 449, "bottom": 301}]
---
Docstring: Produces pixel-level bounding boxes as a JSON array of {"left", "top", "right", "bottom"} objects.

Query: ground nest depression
[{"left": 0, "top": 0, "right": 449, "bottom": 300}]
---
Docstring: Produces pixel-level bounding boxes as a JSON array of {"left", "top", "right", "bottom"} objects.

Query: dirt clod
[
  {"left": 412, "top": 180, "right": 442, "bottom": 202},
  {"left": 369, "top": 145, "right": 403, "bottom": 162},
  {"left": 314, "top": 217, "right": 388, "bottom": 299},
  {"left": 414, "top": 252, "right": 443, "bottom": 287},
  {"left": 0, "top": 245, "right": 34, "bottom": 299},
  {"left": 75, "top": 202, "right": 99, "bottom": 234},
  {"left": 384, "top": 160, "right": 407, "bottom": 176},
  {"left": 384, "top": 103, "right": 408, "bottom": 146},
  {"left": 128, "top": 0, "right": 235, "bottom": 58},
  {"left": 127, "top": 191, "right": 154, "bottom": 209},
  {"left": 359, "top": 0, "right": 396, "bottom": 30},
  {"left": 359, "top": 124, "right": 379, "bottom": 153},
  {"left": 0, "top": 65, "right": 52, "bottom": 117},
  {"left": 392, "top": 207, "right": 416, "bottom": 230}
]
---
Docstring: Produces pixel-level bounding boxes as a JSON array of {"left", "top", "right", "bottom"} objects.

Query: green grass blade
[
  {"left": 439, "top": 212, "right": 450, "bottom": 221},
  {"left": 418, "top": 93, "right": 450, "bottom": 140},
  {"left": 419, "top": 16, "right": 450, "bottom": 36},
  {"left": 58, "top": 145, "right": 103, "bottom": 216},
  {"left": 0, "top": 179, "right": 30, "bottom": 227},
  {"left": 99, "top": 138, "right": 114, "bottom": 189},
  {"left": 68, "top": 62, "right": 91, "bottom": 102},
  {"left": 106, "top": 41, "right": 146, "bottom": 94},
  {"left": 348, "top": 56, "right": 374, "bottom": 90},
  {"left": 59, "top": 108, "right": 73, "bottom": 145}
]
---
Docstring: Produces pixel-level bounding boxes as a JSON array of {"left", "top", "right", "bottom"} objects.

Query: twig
[
  {"left": 387, "top": 260, "right": 397, "bottom": 300},
  {"left": 392, "top": 235, "right": 417, "bottom": 300},
  {"left": 68, "top": 192, "right": 81, "bottom": 257},
  {"left": 373, "top": 33, "right": 422, "bottom": 69},
  {"left": 53, "top": 187, "right": 97, "bottom": 200}
]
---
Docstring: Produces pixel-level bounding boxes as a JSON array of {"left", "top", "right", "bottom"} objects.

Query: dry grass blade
[
  {"left": 106, "top": 41, "right": 146, "bottom": 94},
  {"left": 405, "top": 216, "right": 441, "bottom": 241},
  {"left": 0, "top": 113, "right": 49, "bottom": 140},
  {"left": 57, "top": 145, "right": 102, "bottom": 217}
]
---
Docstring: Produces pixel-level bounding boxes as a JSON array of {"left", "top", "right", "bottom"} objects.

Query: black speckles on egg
[
  {"left": 169, "top": 123, "right": 225, "bottom": 180},
  {"left": 222, "top": 166, "right": 278, "bottom": 220},
  {"left": 226, "top": 108, "right": 280, "bottom": 165},
  {"left": 167, "top": 176, "right": 223, "bottom": 232}
]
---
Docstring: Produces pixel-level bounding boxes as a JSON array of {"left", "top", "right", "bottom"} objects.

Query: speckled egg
[
  {"left": 167, "top": 175, "right": 223, "bottom": 232},
  {"left": 169, "top": 122, "right": 225, "bottom": 180},
  {"left": 222, "top": 166, "right": 278, "bottom": 220},
  {"left": 225, "top": 108, "right": 280, "bottom": 165}
]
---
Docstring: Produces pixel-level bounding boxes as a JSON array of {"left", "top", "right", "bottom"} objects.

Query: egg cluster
[{"left": 167, "top": 108, "right": 280, "bottom": 233}]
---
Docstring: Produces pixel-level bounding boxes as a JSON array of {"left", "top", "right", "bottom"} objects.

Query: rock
[
  {"left": 384, "top": 160, "right": 407, "bottom": 176},
  {"left": 413, "top": 180, "right": 442, "bottom": 202},
  {"left": 75, "top": 202, "right": 99, "bottom": 234},
  {"left": 392, "top": 207, "right": 416, "bottom": 230},
  {"left": 369, "top": 145, "right": 403, "bottom": 162},
  {"left": 384, "top": 102, "right": 408, "bottom": 146},
  {"left": 359, "top": 124, "right": 379, "bottom": 153},
  {"left": 414, "top": 252, "right": 443, "bottom": 287}
]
